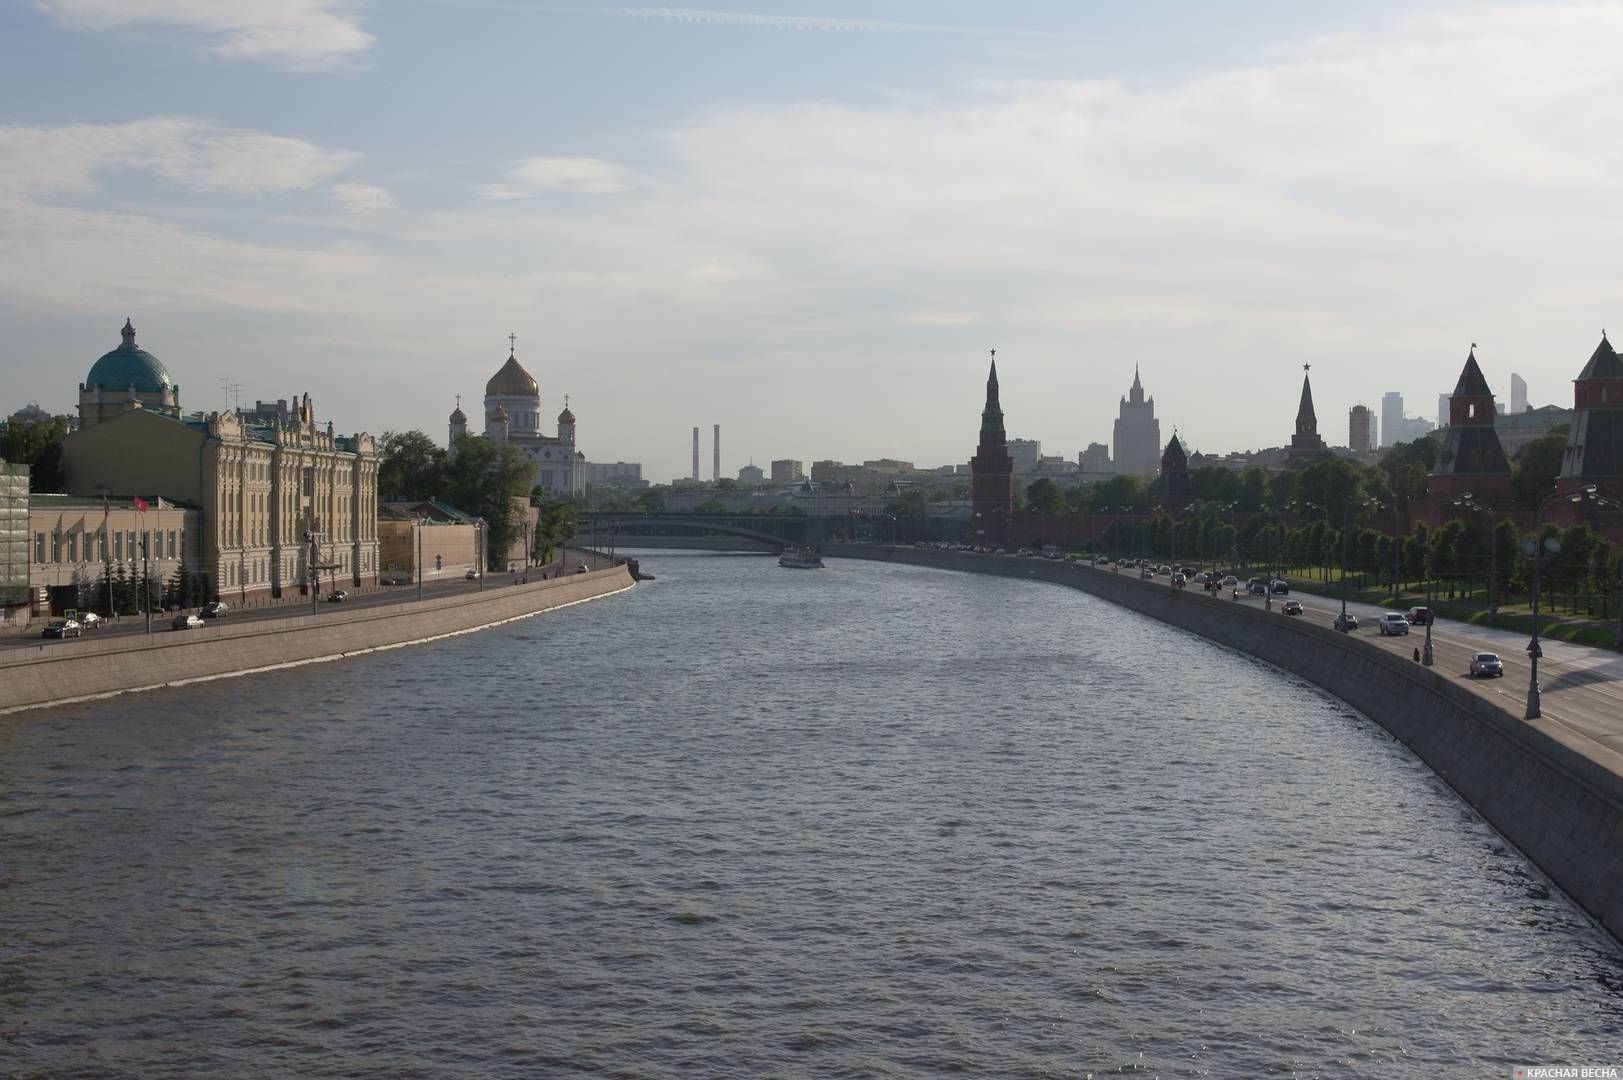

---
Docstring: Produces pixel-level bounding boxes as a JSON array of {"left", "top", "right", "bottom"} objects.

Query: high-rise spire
[
  {"left": 1295, "top": 364, "right": 1318, "bottom": 435},
  {"left": 971, "top": 350, "right": 1014, "bottom": 547}
]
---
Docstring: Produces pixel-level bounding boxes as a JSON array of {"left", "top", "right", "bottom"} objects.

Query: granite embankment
[
  {"left": 0, "top": 565, "right": 634, "bottom": 714},
  {"left": 835, "top": 544, "right": 1623, "bottom": 944}
]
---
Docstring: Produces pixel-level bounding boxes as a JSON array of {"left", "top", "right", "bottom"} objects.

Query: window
[
  {"left": 35, "top": 532, "right": 45, "bottom": 563},
  {"left": 51, "top": 530, "right": 61, "bottom": 563},
  {"left": 114, "top": 531, "right": 123, "bottom": 561},
  {"left": 141, "top": 530, "right": 150, "bottom": 558},
  {"left": 169, "top": 531, "right": 177, "bottom": 559},
  {"left": 67, "top": 532, "right": 77, "bottom": 562}
]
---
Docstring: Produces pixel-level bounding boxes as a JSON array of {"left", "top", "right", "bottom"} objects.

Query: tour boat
[{"left": 778, "top": 546, "right": 824, "bottom": 569}]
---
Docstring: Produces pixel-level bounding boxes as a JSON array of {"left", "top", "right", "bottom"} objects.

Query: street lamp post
[
  {"left": 1525, "top": 489, "right": 1588, "bottom": 719},
  {"left": 1421, "top": 532, "right": 1435, "bottom": 667},
  {"left": 1338, "top": 500, "right": 1373, "bottom": 630},
  {"left": 1451, "top": 493, "right": 1499, "bottom": 622}
]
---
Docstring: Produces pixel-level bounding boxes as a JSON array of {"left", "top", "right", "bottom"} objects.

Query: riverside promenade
[
  {"left": 0, "top": 563, "right": 635, "bottom": 715},
  {"left": 832, "top": 543, "right": 1623, "bottom": 945}
]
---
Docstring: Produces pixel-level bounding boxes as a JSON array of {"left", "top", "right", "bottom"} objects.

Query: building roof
[
  {"left": 1431, "top": 426, "right": 1510, "bottom": 477},
  {"left": 1452, "top": 348, "right": 1492, "bottom": 397},
  {"left": 449, "top": 405, "right": 467, "bottom": 424},
  {"left": 486, "top": 351, "right": 539, "bottom": 398},
  {"left": 557, "top": 406, "right": 575, "bottom": 424},
  {"left": 1295, "top": 370, "right": 1317, "bottom": 431},
  {"left": 29, "top": 493, "right": 199, "bottom": 512},
  {"left": 86, "top": 319, "right": 172, "bottom": 395},
  {"left": 1578, "top": 334, "right": 1623, "bottom": 380}
]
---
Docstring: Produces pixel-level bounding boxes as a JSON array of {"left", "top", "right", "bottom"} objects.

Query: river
[{"left": 2, "top": 550, "right": 1619, "bottom": 1076}]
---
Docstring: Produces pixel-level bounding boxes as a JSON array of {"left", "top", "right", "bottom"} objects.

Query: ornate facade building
[
  {"left": 1427, "top": 348, "right": 1511, "bottom": 507},
  {"left": 1112, "top": 367, "right": 1161, "bottom": 477},
  {"left": 970, "top": 355, "right": 1014, "bottom": 547},
  {"left": 1558, "top": 334, "right": 1623, "bottom": 499},
  {"left": 60, "top": 320, "right": 379, "bottom": 600},
  {"left": 449, "top": 341, "right": 583, "bottom": 497},
  {"left": 1288, "top": 366, "right": 1326, "bottom": 461}
]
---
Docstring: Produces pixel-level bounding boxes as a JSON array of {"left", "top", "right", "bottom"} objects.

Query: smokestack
[
  {"left": 692, "top": 426, "right": 700, "bottom": 482},
  {"left": 713, "top": 424, "right": 720, "bottom": 482}
]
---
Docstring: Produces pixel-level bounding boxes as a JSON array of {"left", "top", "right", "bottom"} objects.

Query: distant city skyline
[{"left": 4, "top": 2, "right": 1622, "bottom": 479}]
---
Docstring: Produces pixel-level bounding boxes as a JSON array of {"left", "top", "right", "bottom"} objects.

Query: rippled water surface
[{"left": 3, "top": 551, "right": 1621, "bottom": 1077}]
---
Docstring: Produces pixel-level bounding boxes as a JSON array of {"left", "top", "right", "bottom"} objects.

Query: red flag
[{"left": 133, "top": 496, "right": 149, "bottom": 513}]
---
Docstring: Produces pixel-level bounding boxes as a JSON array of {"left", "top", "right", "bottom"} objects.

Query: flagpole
[{"left": 103, "top": 493, "right": 113, "bottom": 619}]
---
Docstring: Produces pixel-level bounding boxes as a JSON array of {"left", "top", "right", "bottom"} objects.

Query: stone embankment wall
[
  {"left": 835, "top": 544, "right": 1623, "bottom": 944},
  {"left": 0, "top": 566, "right": 634, "bottom": 715}
]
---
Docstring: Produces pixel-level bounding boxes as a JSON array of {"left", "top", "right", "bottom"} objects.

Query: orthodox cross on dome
[
  {"left": 564, "top": 394, "right": 570, "bottom": 409},
  {"left": 508, "top": 332, "right": 517, "bottom": 355},
  {"left": 455, "top": 394, "right": 461, "bottom": 409}
]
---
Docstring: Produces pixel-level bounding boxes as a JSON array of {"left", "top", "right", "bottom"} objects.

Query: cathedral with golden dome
[{"left": 448, "top": 338, "right": 583, "bottom": 496}]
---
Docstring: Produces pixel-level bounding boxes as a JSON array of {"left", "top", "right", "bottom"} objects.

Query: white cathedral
[{"left": 448, "top": 339, "right": 584, "bottom": 496}]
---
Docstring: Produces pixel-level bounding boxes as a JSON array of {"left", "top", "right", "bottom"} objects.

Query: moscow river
[{"left": 2, "top": 550, "right": 1620, "bottom": 1077}]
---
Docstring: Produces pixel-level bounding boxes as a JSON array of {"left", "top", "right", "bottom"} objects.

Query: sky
[{"left": 4, "top": 1, "right": 1623, "bottom": 481}]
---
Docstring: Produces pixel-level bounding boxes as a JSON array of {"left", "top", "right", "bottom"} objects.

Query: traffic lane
[
  {"left": 1277, "top": 589, "right": 1623, "bottom": 761},
  {"left": 0, "top": 571, "right": 549, "bottom": 650}
]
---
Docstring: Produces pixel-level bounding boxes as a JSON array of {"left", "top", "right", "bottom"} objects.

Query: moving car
[
  {"left": 1333, "top": 612, "right": 1359, "bottom": 632},
  {"left": 1271, "top": 579, "right": 1291, "bottom": 595},
  {"left": 41, "top": 618, "right": 82, "bottom": 639},
  {"left": 1469, "top": 652, "right": 1505, "bottom": 677},
  {"left": 1247, "top": 580, "right": 1268, "bottom": 596},
  {"left": 1171, "top": 573, "right": 1187, "bottom": 588},
  {"left": 1282, "top": 600, "right": 1304, "bottom": 616},
  {"left": 1139, "top": 566, "right": 1154, "bottom": 579},
  {"left": 201, "top": 601, "right": 228, "bottom": 619},
  {"left": 1378, "top": 612, "right": 1411, "bottom": 635},
  {"left": 327, "top": 590, "right": 350, "bottom": 603},
  {"left": 465, "top": 568, "right": 480, "bottom": 580},
  {"left": 79, "top": 612, "right": 103, "bottom": 631},
  {"left": 1406, "top": 606, "right": 1434, "bottom": 626},
  {"left": 1221, "top": 575, "right": 1239, "bottom": 588},
  {"left": 172, "top": 613, "right": 204, "bottom": 630}
]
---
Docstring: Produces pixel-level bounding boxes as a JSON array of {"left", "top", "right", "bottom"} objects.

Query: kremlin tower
[{"left": 970, "top": 352, "right": 1014, "bottom": 548}]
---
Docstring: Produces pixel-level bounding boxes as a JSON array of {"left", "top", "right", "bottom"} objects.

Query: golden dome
[
  {"left": 485, "top": 351, "right": 538, "bottom": 398},
  {"left": 491, "top": 404, "right": 510, "bottom": 422},
  {"left": 449, "top": 405, "right": 467, "bottom": 424}
]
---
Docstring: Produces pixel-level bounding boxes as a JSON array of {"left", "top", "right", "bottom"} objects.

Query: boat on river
[{"left": 778, "top": 546, "right": 824, "bottom": 569}]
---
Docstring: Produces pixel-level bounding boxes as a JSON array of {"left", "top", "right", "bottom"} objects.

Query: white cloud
[
  {"left": 34, "top": 0, "right": 372, "bottom": 69},
  {"left": 328, "top": 182, "right": 396, "bottom": 213},
  {"left": 0, "top": 118, "right": 360, "bottom": 198},
  {"left": 478, "top": 157, "right": 633, "bottom": 199},
  {"left": 559, "top": 6, "right": 1057, "bottom": 38}
]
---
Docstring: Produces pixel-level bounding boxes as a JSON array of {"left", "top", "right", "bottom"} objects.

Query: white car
[
  {"left": 1378, "top": 613, "right": 1410, "bottom": 635},
  {"left": 1469, "top": 652, "right": 1504, "bottom": 677},
  {"left": 465, "top": 568, "right": 480, "bottom": 580},
  {"left": 1221, "top": 575, "right": 1239, "bottom": 588}
]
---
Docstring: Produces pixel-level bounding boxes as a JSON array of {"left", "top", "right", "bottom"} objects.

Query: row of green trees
[
  {"left": 378, "top": 430, "right": 587, "bottom": 566},
  {"left": 1096, "top": 507, "right": 1621, "bottom": 611}
]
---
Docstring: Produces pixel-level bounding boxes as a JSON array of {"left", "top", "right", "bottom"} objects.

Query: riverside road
[{"left": 1087, "top": 557, "right": 1623, "bottom": 776}]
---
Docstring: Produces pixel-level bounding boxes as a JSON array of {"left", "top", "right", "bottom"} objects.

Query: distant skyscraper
[
  {"left": 713, "top": 423, "right": 720, "bottom": 482},
  {"left": 1349, "top": 405, "right": 1374, "bottom": 452},
  {"left": 1511, "top": 372, "right": 1528, "bottom": 414},
  {"left": 769, "top": 459, "right": 803, "bottom": 483},
  {"left": 1437, "top": 393, "right": 1451, "bottom": 430},
  {"left": 970, "top": 353, "right": 1014, "bottom": 547},
  {"left": 1381, "top": 391, "right": 1404, "bottom": 449},
  {"left": 1078, "top": 442, "right": 1113, "bottom": 474},
  {"left": 1112, "top": 366, "right": 1161, "bottom": 477},
  {"left": 691, "top": 427, "right": 700, "bottom": 482}
]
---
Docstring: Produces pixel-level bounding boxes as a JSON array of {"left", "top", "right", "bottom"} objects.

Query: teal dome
[{"left": 86, "top": 319, "right": 172, "bottom": 394}]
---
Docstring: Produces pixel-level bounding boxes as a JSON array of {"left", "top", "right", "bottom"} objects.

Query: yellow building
[{"left": 60, "top": 320, "right": 380, "bottom": 600}]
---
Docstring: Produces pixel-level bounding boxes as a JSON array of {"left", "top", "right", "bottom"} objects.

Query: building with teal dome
[{"left": 77, "top": 319, "right": 182, "bottom": 429}]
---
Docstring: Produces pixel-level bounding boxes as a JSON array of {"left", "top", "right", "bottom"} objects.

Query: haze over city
[{"left": 5, "top": 1, "right": 1623, "bottom": 477}]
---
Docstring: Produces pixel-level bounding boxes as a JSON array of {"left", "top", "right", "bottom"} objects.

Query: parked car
[
  {"left": 41, "top": 618, "right": 82, "bottom": 639},
  {"left": 1271, "top": 579, "right": 1291, "bottom": 594},
  {"left": 201, "top": 601, "right": 228, "bottom": 619},
  {"left": 1406, "top": 606, "right": 1434, "bottom": 626},
  {"left": 327, "top": 590, "right": 350, "bottom": 603},
  {"left": 1378, "top": 612, "right": 1411, "bottom": 635},
  {"left": 172, "top": 613, "right": 204, "bottom": 630},
  {"left": 1469, "top": 652, "right": 1505, "bottom": 677},
  {"left": 1282, "top": 600, "right": 1304, "bottom": 616},
  {"left": 1333, "top": 612, "right": 1359, "bottom": 632}
]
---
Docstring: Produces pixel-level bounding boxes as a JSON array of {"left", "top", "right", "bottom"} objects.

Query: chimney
[
  {"left": 692, "top": 427, "right": 700, "bottom": 482},
  {"left": 713, "top": 424, "right": 720, "bottom": 482}
]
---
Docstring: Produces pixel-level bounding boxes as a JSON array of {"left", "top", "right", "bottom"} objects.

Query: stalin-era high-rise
[{"left": 970, "top": 351, "right": 1014, "bottom": 548}]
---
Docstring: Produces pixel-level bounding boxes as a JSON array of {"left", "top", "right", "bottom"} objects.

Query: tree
[
  {"left": 378, "top": 430, "right": 449, "bottom": 501},
  {"left": 1088, "top": 474, "right": 1147, "bottom": 512},
  {"left": 1511, "top": 430, "right": 1568, "bottom": 510},
  {"left": 693, "top": 500, "right": 728, "bottom": 515},
  {"left": 443, "top": 433, "right": 535, "bottom": 565},
  {"left": 0, "top": 415, "right": 69, "bottom": 492},
  {"left": 634, "top": 488, "right": 666, "bottom": 513},
  {"left": 1024, "top": 477, "right": 1066, "bottom": 514},
  {"left": 532, "top": 493, "right": 579, "bottom": 564},
  {"left": 1294, "top": 456, "right": 1366, "bottom": 526}
]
